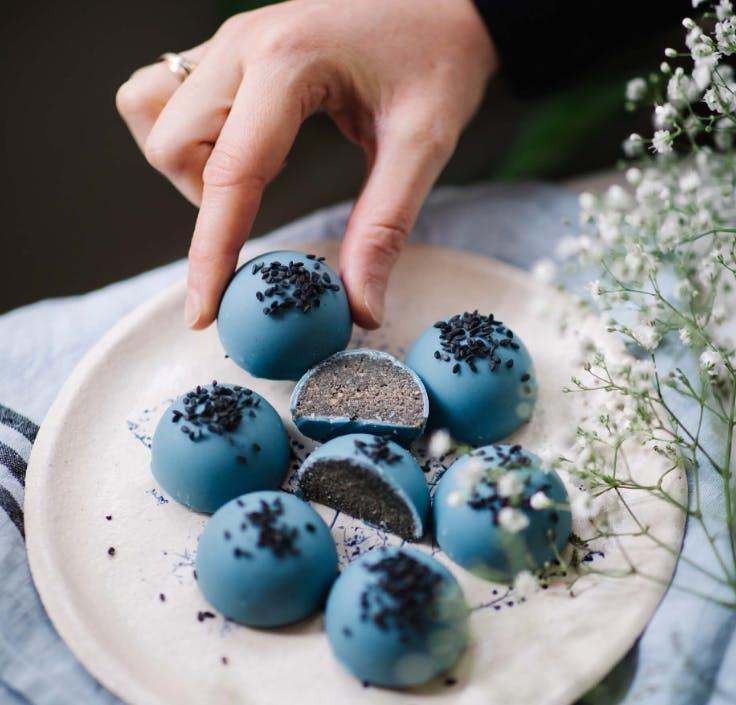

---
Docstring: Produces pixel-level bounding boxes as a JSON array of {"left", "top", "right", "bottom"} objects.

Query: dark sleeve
[{"left": 472, "top": 0, "right": 690, "bottom": 96}]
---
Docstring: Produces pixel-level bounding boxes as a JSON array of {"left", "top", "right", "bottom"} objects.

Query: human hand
[{"left": 116, "top": 0, "right": 496, "bottom": 330}]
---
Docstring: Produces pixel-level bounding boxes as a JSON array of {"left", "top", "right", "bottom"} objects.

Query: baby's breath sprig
[{"left": 539, "top": 0, "right": 736, "bottom": 607}]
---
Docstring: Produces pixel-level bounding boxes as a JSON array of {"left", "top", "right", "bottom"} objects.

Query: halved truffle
[
  {"left": 298, "top": 433, "right": 430, "bottom": 540},
  {"left": 290, "top": 349, "right": 429, "bottom": 446}
]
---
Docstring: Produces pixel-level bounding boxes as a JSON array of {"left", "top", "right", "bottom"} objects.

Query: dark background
[{"left": 0, "top": 1, "right": 679, "bottom": 313}]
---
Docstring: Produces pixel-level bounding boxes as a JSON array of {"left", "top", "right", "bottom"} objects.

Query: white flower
[
  {"left": 571, "top": 491, "right": 595, "bottom": 520},
  {"left": 498, "top": 507, "right": 529, "bottom": 533},
  {"left": 716, "top": 16, "right": 736, "bottom": 53},
  {"left": 605, "top": 184, "right": 633, "bottom": 211},
  {"left": 679, "top": 170, "right": 700, "bottom": 191},
  {"left": 538, "top": 445, "right": 558, "bottom": 467},
  {"left": 458, "top": 457, "right": 485, "bottom": 492},
  {"left": 589, "top": 280, "right": 603, "bottom": 301},
  {"left": 625, "top": 167, "right": 643, "bottom": 185},
  {"left": 654, "top": 103, "right": 678, "bottom": 128},
  {"left": 652, "top": 130, "right": 674, "bottom": 154},
  {"left": 623, "top": 133, "right": 645, "bottom": 157},
  {"left": 693, "top": 63, "right": 713, "bottom": 92},
  {"left": 664, "top": 47, "right": 677, "bottom": 58},
  {"left": 668, "top": 68, "right": 696, "bottom": 106},
  {"left": 700, "top": 349, "right": 728, "bottom": 379},
  {"left": 626, "top": 77, "right": 647, "bottom": 101},
  {"left": 717, "top": 0, "right": 734, "bottom": 21},
  {"left": 530, "top": 491, "right": 552, "bottom": 510},
  {"left": 428, "top": 429, "right": 451, "bottom": 459},
  {"left": 446, "top": 490, "right": 465, "bottom": 508},
  {"left": 633, "top": 323, "right": 661, "bottom": 351},
  {"left": 532, "top": 258, "right": 558, "bottom": 285},
  {"left": 714, "top": 118, "right": 734, "bottom": 151},
  {"left": 679, "top": 328, "right": 693, "bottom": 346},
  {"left": 513, "top": 570, "right": 539, "bottom": 598},
  {"left": 579, "top": 191, "right": 596, "bottom": 212},
  {"left": 497, "top": 472, "right": 523, "bottom": 498}
]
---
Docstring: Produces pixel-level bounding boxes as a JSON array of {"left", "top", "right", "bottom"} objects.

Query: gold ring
[{"left": 159, "top": 52, "right": 196, "bottom": 80}]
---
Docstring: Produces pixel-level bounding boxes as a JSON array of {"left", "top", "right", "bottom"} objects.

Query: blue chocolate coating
[
  {"left": 290, "top": 349, "right": 429, "bottom": 446},
  {"left": 325, "top": 546, "right": 469, "bottom": 687},
  {"left": 151, "top": 382, "right": 289, "bottom": 513},
  {"left": 405, "top": 315, "right": 537, "bottom": 445},
  {"left": 298, "top": 433, "right": 430, "bottom": 540},
  {"left": 218, "top": 250, "right": 353, "bottom": 380},
  {"left": 196, "top": 491, "right": 338, "bottom": 627},
  {"left": 433, "top": 445, "right": 571, "bottom": 581}
]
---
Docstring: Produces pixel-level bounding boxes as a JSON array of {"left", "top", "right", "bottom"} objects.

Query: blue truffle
[
  {"left": 218, "top": 250, "right": 353, "bottom": 380},
  {"left": 290, "top": 349, "right": 429, "bottom": 446},
  {"left": 325, "top": 546, "right": 469, "bottom": 687},
  {"left": 405, "top": 312, "right": 537, "bottom": 445},
  {"left": 433, "top": 444, "right": 571, "bottom": 581},
  {"left": 298, "top": 433, "right": 430, "bottom": 540},
  {"left": 151, "top": 382, "right": 289, "bottom": 513},
  {"left": 196, "top": 491, "right": 338, "bottom": 627}
]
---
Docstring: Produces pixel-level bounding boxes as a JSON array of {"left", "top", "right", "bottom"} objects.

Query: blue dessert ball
[
  {"left": 325, "top": 546, "right": 469, "bottom": 687},
  {"left": 151, "top": 382, "right": 289, "bottom": 513},
  {"left": 218, "top": 250, "right": 353, "bottom": 380},
  {"left": 298, "top": 433, "right": 430, "bottom": 540},
  {"left": 405, "top": 311, "right": 537, "bottom": 445},
  {"left": 196, "top": 491, "right": 338, "bottom": 627},
  {"left": 433, "top": 444, "right": 571, "bottom": 581}
]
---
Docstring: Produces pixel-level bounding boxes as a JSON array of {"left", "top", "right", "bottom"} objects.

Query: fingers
[
  {"left": 339, "top": 115, "right": 456, "bottom": 329},
  {"left": 139, "top": 43, "right": 243, "bottom": 206},
  {"left": 115, "top": 43, "right": 209, "bottom": 162},
  {"left": 185, "top": 61, "right": 312, "bottom": 329}
]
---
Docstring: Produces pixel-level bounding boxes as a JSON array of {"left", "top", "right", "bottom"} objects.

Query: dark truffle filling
[
  {"left": 294, "top": 354, "right": 425, "bottom": 428},
  {"left": 300, "top": 459, "right": 418, "bottom": 540}
]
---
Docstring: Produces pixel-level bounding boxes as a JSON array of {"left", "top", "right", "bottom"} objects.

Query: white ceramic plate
[{"left": 26, "top": 241, "right": 685, "bottom": 705}]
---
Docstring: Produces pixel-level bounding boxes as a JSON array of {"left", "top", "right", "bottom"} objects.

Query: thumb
[{"left": 339, "top": 117, "right": 455, "bottom": 329}]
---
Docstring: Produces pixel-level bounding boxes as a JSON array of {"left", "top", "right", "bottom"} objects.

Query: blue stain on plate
[{"left": 147, "top": 488, "right": 169, "bottom": 505}]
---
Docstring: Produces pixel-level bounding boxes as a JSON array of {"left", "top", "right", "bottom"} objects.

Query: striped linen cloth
[{"left": 1, "top": 182, "right": 733, "bottom": 705}]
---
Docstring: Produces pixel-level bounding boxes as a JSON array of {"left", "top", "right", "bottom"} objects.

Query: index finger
[{"left": 185, "top": 61, "right": 308, "bottom": 329}]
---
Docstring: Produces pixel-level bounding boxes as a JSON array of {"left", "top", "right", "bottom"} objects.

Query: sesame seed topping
[
  {"left": 360, "top": 552, "right": 443, "bottom": 642},
  {"left": 253, "top": 256, "right": 340, "bottom": 316},
  {"left": 432, "top": 311, "right": 520, "bottom": 374},
  {"left": 354, "top": 436, "right": 401, "bottom": 464},
  {"left": 172, "top": 382, "right": 258, "bottom": 441}
]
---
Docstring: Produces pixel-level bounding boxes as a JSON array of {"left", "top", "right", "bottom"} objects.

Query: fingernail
[
  {"left": 185, "top": 289, "right": 201, "bottom": 328},
  {"left": 363, "top": 282, "right": 385, "bottom": 326}
]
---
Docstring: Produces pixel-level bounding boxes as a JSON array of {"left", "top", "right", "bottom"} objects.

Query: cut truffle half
[
  {"left": 298, "top": 433, "right": 430, "bottom": 540},
  {"left": 290, "top": 349, "right": 429, "bottom": 446}
]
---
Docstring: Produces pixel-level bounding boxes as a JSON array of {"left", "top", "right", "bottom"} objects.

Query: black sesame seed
[
  {"left": 107, "top": 547, "right": 116, "bottom": 556},
  {"left": 159, "top": 593, "right": 166, "bottom": 602},
  {"left": 521, "top": 373, "right": 530, "bottom": 382},
  {"left": 105, "top": 515, "right": 112, "bottom": 521},
  {"left": 506, "top": 359, "right": 514, "bottom": 368},
  {"left": 305, "top": 523, "right": 316, "bottom": 533},
  {"left": 354, "top": 436, "right": 401, "bottom": 464}
]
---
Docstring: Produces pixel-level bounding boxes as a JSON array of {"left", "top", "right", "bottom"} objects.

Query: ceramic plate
[{"left": 26, "top": 241, "right": 685, "bottom": 705}]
